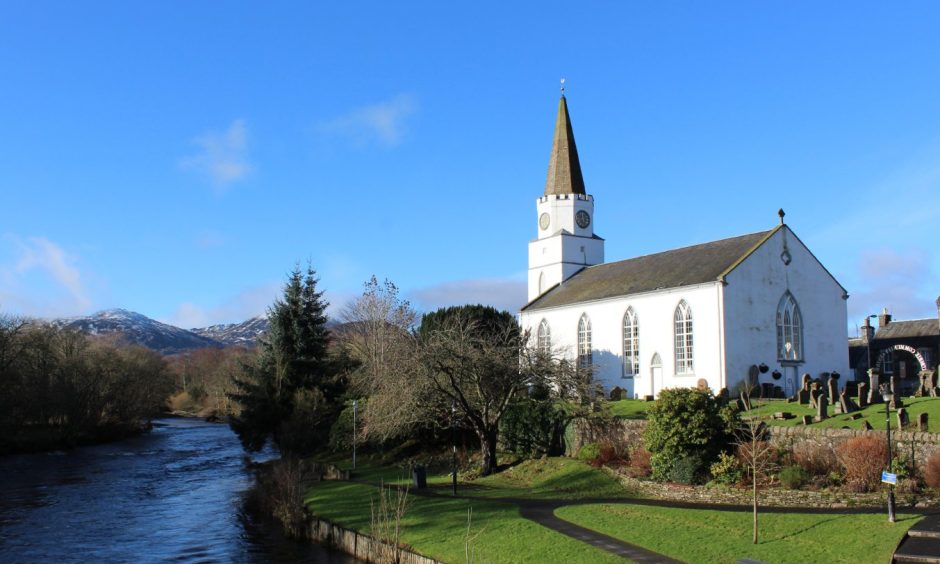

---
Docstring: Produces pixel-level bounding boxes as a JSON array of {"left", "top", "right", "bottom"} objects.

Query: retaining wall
[{"left": 302, "top": 515, "right": 441, "bottom": 564}]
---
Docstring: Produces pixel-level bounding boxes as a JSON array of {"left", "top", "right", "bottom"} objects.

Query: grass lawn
[
  {"left": 459, "top": 456, "right": 636, "bottom": 500},
  {"left": 609, "top": 396, "right": 940, "bottom": 432},
  {"left": 555, "top": 503, "right": 919, "bottom": 563},
  {"left": 304, "top": 480, "right": 624, "bottom": 563}
]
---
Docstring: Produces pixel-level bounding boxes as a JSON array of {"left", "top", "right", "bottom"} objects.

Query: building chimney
[
  {"left": 878, "top": 307, "right": 892, "bottom": 329},
  {"left": 861, "top": 317, "right": 874, "bottom": 343}
]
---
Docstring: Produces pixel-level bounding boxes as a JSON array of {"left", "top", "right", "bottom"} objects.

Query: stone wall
[
  {"left": 570, "top": 418, "right": 940, "bottom": 471},
  {"left": 302, "top": 515, "right": 441, "bottom": 564}
]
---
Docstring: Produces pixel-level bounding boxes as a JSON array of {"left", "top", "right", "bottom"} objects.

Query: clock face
[
  {"left": 576, "top": 210, "right": 591, "bottom": 229},
  {"left": 539, "top": 213, "right": 550, "bottom": 230}
]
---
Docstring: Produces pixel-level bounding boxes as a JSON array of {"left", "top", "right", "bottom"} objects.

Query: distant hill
[
  {"left": 54, "top": 309, "right": 224, "bottom": 354},
  {"left": 191, "top": 316, "right": 270, "bottom": 348}
]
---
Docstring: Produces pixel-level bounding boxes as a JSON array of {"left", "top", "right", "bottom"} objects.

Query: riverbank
[{"left": 0, "top": 420, "right": 152, "bottom": 456}]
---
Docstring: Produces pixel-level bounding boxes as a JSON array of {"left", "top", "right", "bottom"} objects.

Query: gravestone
[
  {"left": 839, "top": 390, "right": 857, "bottom": 414},
  {"left": 919, "top": 413, "right": 929, "bottom": 432},
  {"left": 827, "top": 377, "right": 839, "bottom": 405},
  {"left": 849, "top": 413, "right": 862, "bottom": 420},
  {"left": 802, "top": 373, "right": 812, "bottom": 391},
  {"left": 868, "top": 369, "right": 880, "bottom": 405},
  {"left": 862, "top": 420, "right": 873, "bottom": 431},
  {"left": 802, "top": 415, "right": 813, "bottom": 425},
  {"left": 858, "top": 382, "right": 868, "bottom": 408},
  {"left": 609, "top": 387, "right": 625, "bottom": 401},
  {"left": 814, "top": 394, "right": 828, "bottom": 422},
  {"left": 798, "top": 389, "right": 811, "bottom": 405},
  {"left": 697, "top": 378, "right": 708, "bottom": 390},
  {"left": 844, "top": 381, "right": 859, "bottom": 397},
  {"left": 897, "top": 408, "right": 910, "bottom": 429}
]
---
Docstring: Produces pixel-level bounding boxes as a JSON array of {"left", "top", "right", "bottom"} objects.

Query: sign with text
[{"left": 882, "top": 471, "right": 898, "bottom": 485}]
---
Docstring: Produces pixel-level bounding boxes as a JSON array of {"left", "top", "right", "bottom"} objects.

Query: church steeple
[{"left": 544, "top": 95, "right": 586, "bottom": 196}]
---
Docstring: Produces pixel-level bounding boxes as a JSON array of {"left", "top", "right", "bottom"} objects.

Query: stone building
[
  {"left": 848, "top": 299, "right": 940, "bottom": 396},
  {"left": 518, "top": 94, "right": 851, "bottom": 398}
]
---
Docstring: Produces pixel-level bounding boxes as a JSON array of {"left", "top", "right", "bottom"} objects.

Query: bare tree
[{"left": 736, "top": 397, "right": 778, "bottom": 544}]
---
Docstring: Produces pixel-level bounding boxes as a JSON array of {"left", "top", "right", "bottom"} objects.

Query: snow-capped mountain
[
  {"left": 191, "top": 316, "right": 269, "bottom": 348},
  {"left": 54, "top": 309, "right": 224, "bottom": 354}
]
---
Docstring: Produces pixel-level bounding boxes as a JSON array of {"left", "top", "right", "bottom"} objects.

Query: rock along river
[{"left": 0, "top": 417, "right": 354, "bottom": 563}]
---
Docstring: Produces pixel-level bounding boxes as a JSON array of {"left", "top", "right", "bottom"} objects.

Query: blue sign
[{"left": 881, "top": 471, "right": 897, "bottom": 485}]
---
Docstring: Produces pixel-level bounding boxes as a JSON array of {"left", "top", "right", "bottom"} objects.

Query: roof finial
[
  {"left": 778, "top": 208, "right": 786, "bottom": 225},
  {"left": 560, "top": 77, "right": 566, "bottom": 96}
]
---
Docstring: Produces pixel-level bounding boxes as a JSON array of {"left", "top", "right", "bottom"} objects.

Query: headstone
[
  {"left": 919, "top": 413, "right": 929, "bottom": 432},
  {"left": 810, "top": 388, "right": 821, "bottom": 410},
  {"left": 844, "top": 381, "right": 859, "bottom": 397},
  {"left": 815, "top": 394, "right": 828, "bottom": 421},
  {"left": 717, "top": 388, "right": 730, "bottom": 400},
  {"left": 802, "top": 415, "right": 813, "bottom": 425},
  {"left": 868, "top": 369, "right": 880, "bottom": 405},
  {"left": 839, "top": 390, "right": 857, "bottom": 414},
  {"left": 858, "top": 382, "right": 868, "bottom": 408},
  {"left": 697, "top": 378, "right": 708, "bottom": 390},
  {"left": 862, "top": 420, "right": 873, "bottom": 431},
  {"left": 897, "top": 408, "right": 910, "bottom": 429},
  {"left": 802, "top": 373, "right": 812, "bottom": 392},
  {"left": 798, "top": 390, "right": 811, "bottom": 405},
  {"left": 643, "top": 395, "right": 654, "bottom": 402},
  {"left": 849, "top": 413, "right": 862, "bottom": 420},
  {"left": 828, "top": 377, "right": 839, "bottom": 403},
  {"left": 610, "top": 386, "right": 625, "bottom": 401},
  {"left": 774, "top": 385, "right": 784, "bottom": 398}
]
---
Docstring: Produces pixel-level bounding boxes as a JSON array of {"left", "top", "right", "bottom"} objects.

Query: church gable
[{"left": 522, "top": 228, "right": 776, "bottom": 312}]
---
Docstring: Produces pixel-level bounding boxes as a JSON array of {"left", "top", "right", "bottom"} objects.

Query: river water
[{"left": 0, "top": 417, "right": 354, "bottom": 563}]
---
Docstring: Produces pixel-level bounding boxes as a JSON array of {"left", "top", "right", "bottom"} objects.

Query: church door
[
  {"left": 783, "top": 366, "right": 797, "bottom": 397},
  {"left": 650, "top": 353, "right": 662, "bottom": 398}
]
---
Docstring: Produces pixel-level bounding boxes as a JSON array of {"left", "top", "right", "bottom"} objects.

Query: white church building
[{"left": 519, "top": 95, "right": 851, "bottom": 398}]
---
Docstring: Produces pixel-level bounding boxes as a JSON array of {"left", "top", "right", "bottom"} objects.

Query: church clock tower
[{"left": 527, "top": 94, "right": 604, "bottom": 302}]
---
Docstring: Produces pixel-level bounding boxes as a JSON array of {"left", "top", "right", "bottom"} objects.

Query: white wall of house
[
  {"left": 520, "top": 281, "right": 724, "bottom": 398},
  {"left": 722, "top": 226, "right": 850, "bottom": 396}
]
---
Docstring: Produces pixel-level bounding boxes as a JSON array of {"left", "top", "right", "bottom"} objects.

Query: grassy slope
[
  {"left": 608, "top": 396, "right": 940, "bottom": 432},
  {"left": 556, "top": 503, "right": 918, "bottom": 564},
  {"left": 304, "top": 480, "right": 623, "bottom": 564},
  {"left": 461, "top": 457, "right": 635, "bottom": 500}
]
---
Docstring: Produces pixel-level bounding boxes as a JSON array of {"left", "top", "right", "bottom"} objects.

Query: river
[{"left": 0, "top": 417, "right": 354, "bottom": 563}]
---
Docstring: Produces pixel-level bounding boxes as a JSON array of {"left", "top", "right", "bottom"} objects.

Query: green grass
[
  {"left": 304, "top": 480, "right": 624, "bottom": 563},
  {"left": 748, "top": 396, "right": 940, "bottom": 432},
  {"left": 555, "top": 503, "right": 919, "bottom": 563},
  {"left": 608, "top": 399, "right": 652, "bottom": 419},
  {"left": 460, "top": 457, "right": 635, "bottom": 500},
  {"left": 609, "top": 395, "right": 940, "bottom": 432}
]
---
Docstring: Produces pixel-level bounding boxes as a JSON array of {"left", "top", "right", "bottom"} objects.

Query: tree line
[{"left": 0, "top": 315, "right": 174, "bottom": 453}]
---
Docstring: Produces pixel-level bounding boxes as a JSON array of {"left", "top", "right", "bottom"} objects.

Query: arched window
[
  {"left": 577, "top": 314, "right": 592, "bottom": 370},
  {"left": 537, "top": 319, "right": 551, "bottom": 354},
  {"left": 622, "top": 307, "right": 639, "bottom": 377},
  {"left": 674, "top": 300, "right": 693, "bottom": 374},
  {"left": 776, "top": 292, "right": 803, "bottom": 361}
]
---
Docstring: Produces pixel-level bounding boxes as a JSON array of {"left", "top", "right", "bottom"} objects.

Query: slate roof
[
  {"left": 523, "top": 228, "right": 778, "bottom": 311},
  {"left": 544, "top": 95, "right": 586, "bottom": 196},
  {"left": 875, "top": 319, "right": 940, "bottom": 340}
]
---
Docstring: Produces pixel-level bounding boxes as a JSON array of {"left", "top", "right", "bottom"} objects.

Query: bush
[
  {"left": 778, "top": 465, "right": 811, "bottom": 490},
  {"left": 925, "top": 450, "right": 940, "bottom": 489},
  {"left": 669, "top": 453, "right": 707, "bottom": 485},
  {"left": 626, "top": 447, "right": 652, "bottom": 478},
  {"left": 644, "top": 387, "right": 735, "bottom": 482},
  {"left": 709, "top": 451, "right": 744, "bottom": 485},
  {"left": 577, "top": 443, "right": 601, "bottom": 463},
  {"left": 500, "top": 399, "right": 567, "bottom": 456},
  {"left": 791, "top": 442, "right": 840, "bottom": 477},
  {"left": 591, "top": 443, "right": 627, "bottom": 468},
  {"left": 835, "top": 435, "right": 888, "bottom": 492}
]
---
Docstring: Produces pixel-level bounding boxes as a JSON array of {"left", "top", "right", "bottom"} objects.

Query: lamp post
[
  {"left": 866, "top": 314, "right": 878, "bottom": 377},
  {"left": 352, "top": 399, "right": 357, "bottom": 471},
  {"left": 881, "top": 384, "right": 897, "bottom": 523},
  {"left": 451, "top": 400, "right": 458, "bottom": 495}
]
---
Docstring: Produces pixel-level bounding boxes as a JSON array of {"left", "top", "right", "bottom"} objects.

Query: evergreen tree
[{"left": 229, "top": 264, "right": 347, "bottom": 453}]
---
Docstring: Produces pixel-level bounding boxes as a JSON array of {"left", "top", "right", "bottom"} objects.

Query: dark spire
[{"left": 544, "top": 95, "right": 586, "bottom": 196}]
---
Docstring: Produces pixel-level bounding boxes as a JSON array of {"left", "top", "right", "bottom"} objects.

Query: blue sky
[{"left": 1, "top": 2, "right": 938, "bottom": 332}]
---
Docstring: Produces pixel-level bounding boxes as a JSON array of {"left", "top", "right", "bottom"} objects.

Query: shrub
[
  {"left": 778, "top": 465, "right": 811, "bottom": 490},
  {"left": 500, "top": 399, "right": 567, "bottom": 456},
  {"left": 626, "top": 446, "right": 652, "bottom": 478},
  {"left": 835, "top": 435, "right": 888, "bottom": 492},
  {"left": 925, "top": 450, "right": 940, "bottom": 489},
  {"left": 710, "top": 451, "right": 744, "bottom": 485},
  {"left": 791, "top": 442, "right": 840, "bottom": 477},
  {"left": 577, "top": 442, "right": 601, "bottom": 463},
  {"left": 591, "top": 443, "right": 627, "bottom": 468},
  {"left": 669, "top": 454, "right": 707, "bottom": 485},
  {"left": 644, "top": 387, "right": 735, "bottom": 481}
]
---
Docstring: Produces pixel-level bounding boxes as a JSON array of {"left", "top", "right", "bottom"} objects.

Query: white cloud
[
  {"left": 0, "top": 235, "right": 92, "bottom": 317},
  {"left": 180, "top": 119, "right": 253, "bottom": 188},
  {"left": 847, "top": 247, "right": 936, "bottom": 323},
  {"left": 409, "top": 277, "right": 527, "bottom": 314},
  {"left": 319, "top": 94, "right": 416, "bottom": 147},
  {"left": 164, "top": 282, "right": 281, "bottom": 328}
]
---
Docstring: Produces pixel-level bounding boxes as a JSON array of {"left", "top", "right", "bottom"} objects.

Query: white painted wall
[
  {"left": 520, "top": 281, "right": 724, "bottom": 398},
  {"left": 722, "top": 226, "right": 850, "bottom": 394}
]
